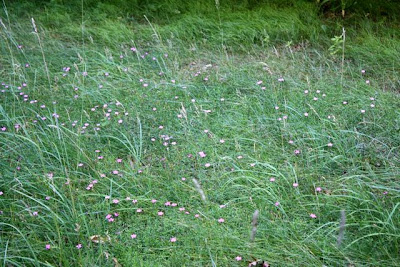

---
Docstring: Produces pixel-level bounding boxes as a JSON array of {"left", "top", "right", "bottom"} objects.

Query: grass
[{"left": 0, "top": 0, "right": 399, "bottom": 266}]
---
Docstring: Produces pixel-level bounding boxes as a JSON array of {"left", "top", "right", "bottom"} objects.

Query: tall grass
[{"left": 0, "top": 0, "right": 399, "bottom": 266}]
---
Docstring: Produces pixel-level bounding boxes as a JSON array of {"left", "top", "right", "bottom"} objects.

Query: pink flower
[
  {"left": 112, "top": 199, "right": 119, "bottom": 204},
  {"left": 304, "top": 112, "right": 309, "bottom": 117},
  {"left": 274, "top": 202, "right": 280, "bottom": 206},
  {"left": 235, "top": 256, "right": 242, "bottom": 261},
  {"left": 310, "top": 213, "right": 317, "bottom": 218},
  {"left": 294, "top": 149, "right": 300, "bottom": 155},
  {"left": 327, "top": 143, "right": 333, "bottom": 147},
  {"left": 257, "top": 80, "right": 263, "bottom": 85},
  {"left": 132, "top": 199, "right": 138, "bottom": 204},
  {"left": 116, "top": 158, "right": 122, "bottom": 163},
  {"left": 198, "top": 151, "right": 206, "bottom": 158},
  {"left": 204, "top": 163, "right": 211, "bottom": 168},
  {"left": 158, "top": 211, "right": 164, "bottom": 216},
  {"left": 181, "top": 177, "right": 186, "bottom": 181},
  {"left": 151, "top": 199, "right": 157, "bottom": 204},
  {"left": 45, "top": 244, "right": 51, "bottom": 250},
  {"left": 270, "top": 177, "right": 275, "bottom": 182},
  {"left": 293, "top": 183, "right": 299, "bottom": 188},
  {"left": 136, "top": 208, "right": 142, "bottom": 213},
  {"left": 76, "top": 243, "right": 82, "bottom": 249},
  {"left": 195, "top": 214, "right": 200, "bottom": 218},
  {"left": 218, "top": 218, "right": 225, "bottom": 223},
  {"left": 316, "top": 187, "right": 322, "bottom": 192},
  {"left": 170, "top": 237, "right": 177, "bottom": 242},
  {"left": 131, "top": 234, "right": 137, "bottom": 239},
  {"left": 164, "top": 202, "right": 171, "bottom": 206},
  {"left": 219, "top": 139, "right": 225, "bottom": 143}
]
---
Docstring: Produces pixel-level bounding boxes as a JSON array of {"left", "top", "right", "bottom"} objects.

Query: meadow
[{"left": 0, "top": 0, "right": 399, "bottom": 266}]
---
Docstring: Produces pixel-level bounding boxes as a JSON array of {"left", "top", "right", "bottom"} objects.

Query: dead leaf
[
  {"left": 113, "top": 257, "right": 122, "bottom": 267},
  {"left": 90, "top": 235, "right": 111, "bottom": 244}
]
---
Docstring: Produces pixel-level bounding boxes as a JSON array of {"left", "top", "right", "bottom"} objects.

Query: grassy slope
[{"left": 0, "top": 0, "right": 399, "bottom": 266}]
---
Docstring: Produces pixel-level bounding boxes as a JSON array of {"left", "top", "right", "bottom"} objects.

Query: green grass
[{"left": 0, "top": 0, "right": 399, "bottom": 266}]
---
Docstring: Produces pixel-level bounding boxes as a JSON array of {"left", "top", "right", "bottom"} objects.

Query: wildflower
[
  {"left": 76, "top": 244, "right": 82, "bottom": 249},
  {"left": 293, "top": 183, "right": 299, "bottom": 187},
  {"left": 257, "top": 80, "right": 263, "bottom": 85},
  {"left": 316, "top": 187, "right": 322, "bottom": 192},
  {"left": 45, "top": 244, "right": 51, "bottom": 250},
  {"left": 294, "top": 149, "right": 300, "bottom": 155},
  {"left": 136, "top": 208, "right": 142, "bottom": 213},
  {"left": 310, "top": 213, "right": 317, "bottom": 218},
  {"left": 204, "top": 163, "right": 211, "bottom": 168},
  {"left": 274, "top": 202, "right": 280, "bottom": 206},
  {"left": 304, "top": 112, "right": 309, "bottom": 117},
  {"left": 270, "top": 177, "right": 275, "bottom": 182},
  {"left": 130, "top": 234, "right": 137, "bottom": 239},
  {"left": 181, "top": 177, "right": 186, "bottom": 181},
  {"left": 195, "top": 214, "right": 200, "bottom": 218},
  {"left": 218, "top": 218, "right": 225, "bottom": 223},
  {"left": 151, "top": 199, "right": 157, "bottom": 204},
  {"left": 327, "top": 143, "right": 333, "bottom": 147},
  {"left": 198, "top": 151, "right": 206, "bottom": 158},
  {"left": 157, "top": 211, "right": 164, "bottom": 216},
  {"left": 170, "top": 237, "right": 177, "bottom": 242}
]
